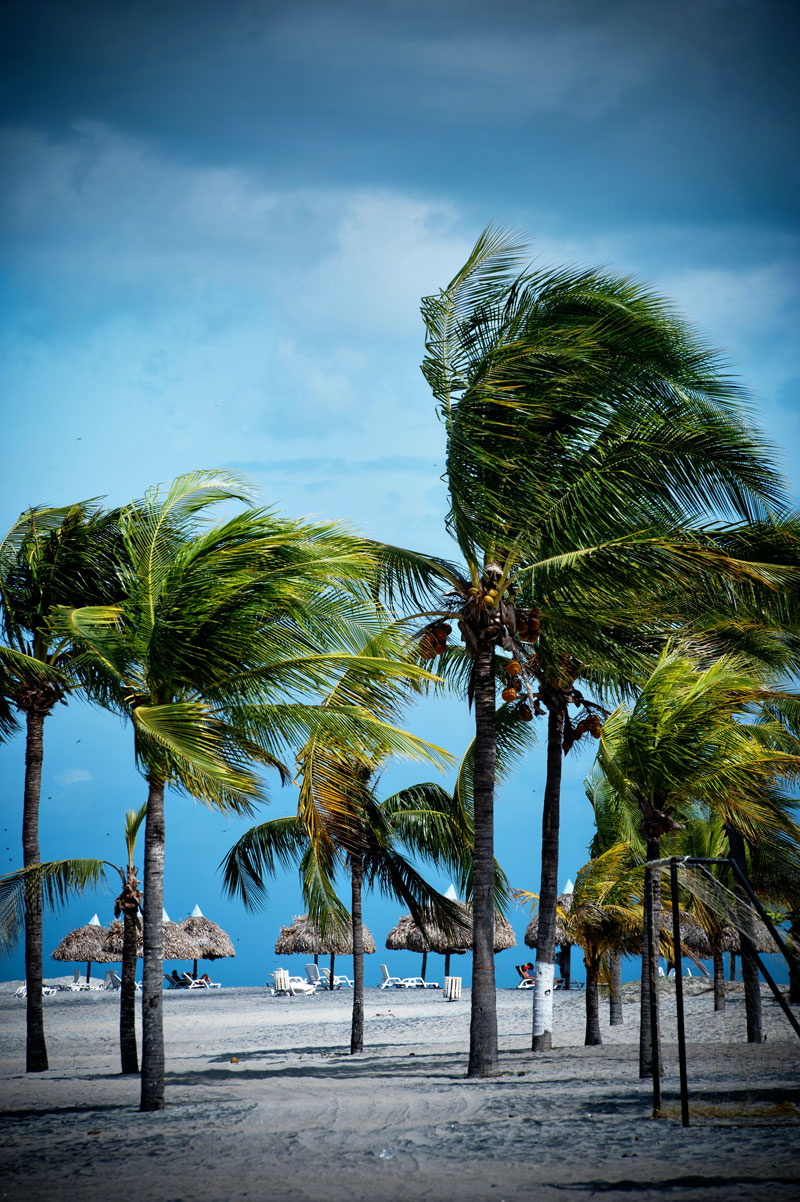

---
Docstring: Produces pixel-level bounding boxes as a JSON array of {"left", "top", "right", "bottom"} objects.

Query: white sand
[{"left": 1, "top": 981, "right": 798, "bottom": 1202}]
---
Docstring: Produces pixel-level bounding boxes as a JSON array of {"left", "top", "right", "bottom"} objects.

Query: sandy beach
[{"left": 1, "top": 980, "right": 798, "bottom": 1202}]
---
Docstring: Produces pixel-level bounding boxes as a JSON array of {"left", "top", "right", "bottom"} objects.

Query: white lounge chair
[
  {"left": 14, "top": 983, "right": 57, "bottom": 998},
  {"left": 516, "top": 977, "right": 535, "bottom": 989},
  {"left": 61, "top": 968, "right": 90, "bottom": 991},
  {"left": 181, "top": 972, "right": 210, "bottom": 990},
  {"left": 320, "top": 966, "right": 353, "bottom": 989},
  {"left": 184, "top": 972, "right": 221, "bottom": 989},
  {"left": 379, "top": 964, "right": 404, "bottom": 989},
  {"left": 305, "top": 963, "right": 324, "bottom": 990},
  {"left": 105, "top": 970, "right": 122, "bottom": 990},
  {"left": 444, "top": 975, "right": 462, "bottom": 1001},
  {"left": 400, "top": 976, "right": 439, "bottom": 989},
  {"left": 269, "top": 968, "right": 315, "bottom": 996}
]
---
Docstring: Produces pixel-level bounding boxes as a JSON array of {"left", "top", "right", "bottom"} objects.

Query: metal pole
[
  {"left": 645, "top": 861, "right": 661, "bottom": 1115},
  {"left": 670, "top": 860, "right": 690, "bottom": 1127}
]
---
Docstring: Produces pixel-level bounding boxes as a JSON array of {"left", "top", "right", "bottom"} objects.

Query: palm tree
[
  {"left": 222, "top": 623, "right": 525, "bottom": 1054},
  {"left": 56, "top": 470, "right": 423, "bottom": 1110},
  {"left": 592, "top": 649, "right": 800, "bottom": 1072},
  {"left": 0, "top": 801, "right": 146, "bottom": 1075},
  {"left": 0, "top": 501, "right": 123, "bottom": 1071},
  {"left": 518, "top": 843, "right": 646, "bottom": 1046},
  {"left": 381, "top": 225, "right": 788, "bottom": 1071}
]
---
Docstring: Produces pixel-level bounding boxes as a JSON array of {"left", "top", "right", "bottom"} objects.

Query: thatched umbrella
[
  {"left": 386, "top": 902, "right": 516, "bottom": 980},
  {"left": 52, "top": 913, "right": 117, "bottom": 983},
  {"left": 719, "top": 920, "right": 781, "bottom": 979},
  {"left": 102, "top": 907, "right": 200, "bottom": 966},
  {"left": 275, "top": 914, "right": 376, "bottom": 988},
  {"left": 180, "top": 904, "right": 235, "bottom": 978}
]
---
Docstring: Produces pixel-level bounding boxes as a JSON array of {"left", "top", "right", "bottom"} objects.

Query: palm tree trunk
[
  {"left": 140, "top": 776, "right": 166, "bottom": 1112},
  {"left": 584, "top": 955, "right": 602, "bottom": 1045},
  {"left": 712, "top": 941, "right": 726, "bottom": 1012},
  {"left": 467, "top": 634, "right": 499, "bottom": 1078},
  {"left": 532, "top": 701, "right": 564, "bottom": 1052},
  {"left": 120, "top": 906, "right": 139, "bottom": 1074},
  {"left": 726, "top": 826, "right": 762, "bottom": 1043},
  {"left": 609, "top": 950, "right": 623, "bottom": 1026},
  {"left": 639, "top": 836, "right": 662, "bottom": 1081},
  {"left": 350, "top": 851, "right": 364, "bottom": 1054},
  {"left": 559, "top": 944, "right": 572, "bottom": 991},
  {"left": 789, "top": 920, "right": 800, "bottom": 1005},
  {"left": 23, "top": 710, "right": 48, "bottom": 1073}
]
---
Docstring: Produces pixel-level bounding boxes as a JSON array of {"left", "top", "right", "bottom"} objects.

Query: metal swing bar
[{"left": 656, "top": 855, "right": 800, "bottom": 1130}]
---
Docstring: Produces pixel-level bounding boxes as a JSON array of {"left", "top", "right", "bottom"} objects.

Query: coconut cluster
[{"left": 418, "top": 622, "right": 452, "bottom": 660}]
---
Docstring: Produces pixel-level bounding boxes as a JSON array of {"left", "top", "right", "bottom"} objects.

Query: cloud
[
  {"left": 55, "top": 768, "right": 93, "bottom": 786},
  {"left": 1, "top": 123, "right": 470, "bottom": 339}
]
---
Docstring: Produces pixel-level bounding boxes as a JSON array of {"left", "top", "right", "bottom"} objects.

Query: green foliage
[
  {"left": 590, "top": 648, "right": 800, "bottom": 844},
  {"left": 0, "top": 859, "right": 112, "bottom": 955}
]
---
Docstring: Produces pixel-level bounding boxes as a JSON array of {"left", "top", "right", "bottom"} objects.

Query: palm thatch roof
[
  {"left": 101, "top": 917, "right": 200, "bottom": 961},
  {"left": 52, "top": 916, "right": 117, "bottom": 964},
  {"left": 386, "top": 904, "right": 516, "bottom": 955},
  {"left": 524, "top": 893, "right": 575, "bottom": 949},
  {"left": 720, "top": 922, "right": 782, "bottom": 956},
  {"left": 274, "top": 914, "right": 376, "bottom": 956},
  {"left": 180, "top": 905, "right": 235, "bottom": 960}
]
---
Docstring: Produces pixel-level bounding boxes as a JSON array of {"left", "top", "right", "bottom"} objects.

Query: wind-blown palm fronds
[
  {"left": 379, "top": 223, "right": 793, "bottom": 1075},
  {"left": 1, "top": 498, "right": 125, "bottom": 1073},
  {"left": 57, "top": 471, "right": 429, "bottom": 1109}
]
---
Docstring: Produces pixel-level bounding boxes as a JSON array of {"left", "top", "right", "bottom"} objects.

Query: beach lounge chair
[
  {"left": 181, "top": 972, "right": 210, "bottom": 990},
  {"left": 185, "top": 972, "right": 221, "bottom": 988},
  {"left": 516, "top": 977, "right": 535, "bottom": 989},
  {"left": 164, "top": 972, "right": 188, "bottom": 989},
  {"left": 270, "top": 968, "right": 315, "bottom": 996},
  {"left": 320, "top": 966, "right": 353, "bottom": 989},
  {"left": 305, "top": 964, "right": 328, "bottom": 990},
  {"left": 444, "top": 976, "right": 462, "bottom": 1001},
  {"left": 400, "top": 976, "right": 439, "bottom": 989},
  {"left": 105, "top": 970, "right": 122, "bottom": 990},
  {"left": 379, "top": 964, "right": 404, "bottom": 989},
  {"left": 59, "top": 968, "right": 90, "bottom": 991},
  {"left": 14, "top": 983, "right": 57, "bottom": 998}
]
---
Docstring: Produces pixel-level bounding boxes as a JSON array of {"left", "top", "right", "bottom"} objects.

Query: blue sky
[{"left": 1, "top": 0, "right": 798, "bottom": 988}]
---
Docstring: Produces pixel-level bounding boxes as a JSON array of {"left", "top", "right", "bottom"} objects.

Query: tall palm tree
[
  {"left": 0, "top": 501, "right": 123, "bottom": 1071},
  {"left": 222, "top": 623, "right": 526, "bottom": 1054},
  {"left": 0, "top": 801, "right": 146, "bottom": 1075},
  {"left": 592, "top": 649, "right": 800, "bottom": 1072},
  {"left": 381, "top": 225, "right": 788, "bottom": 1072},
  {"left": 56, "top": 470, "right": 424, "bottom": 1110}
]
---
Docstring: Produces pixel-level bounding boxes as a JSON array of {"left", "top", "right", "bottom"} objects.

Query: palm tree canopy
[
  {"left": 55, "top": 472, "right": 442, "bottom": 814},
  {"left": 0, "top": 500, "right": 124, "bottom": 737},
  {"left": 423, "top": 226, "right": 785, "bottom": 572},
  {"left": 591, "top": 648, "right": 800, "bottom": 844}
]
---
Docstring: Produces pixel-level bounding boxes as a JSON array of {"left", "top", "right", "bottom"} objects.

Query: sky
[{"left": 1, "top": 0, "right": 798, "bottom": 989}]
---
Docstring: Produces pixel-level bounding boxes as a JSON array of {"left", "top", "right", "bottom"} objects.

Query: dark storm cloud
[{"left": 2, "top": 0, "right": 798, "bottom": 227}]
